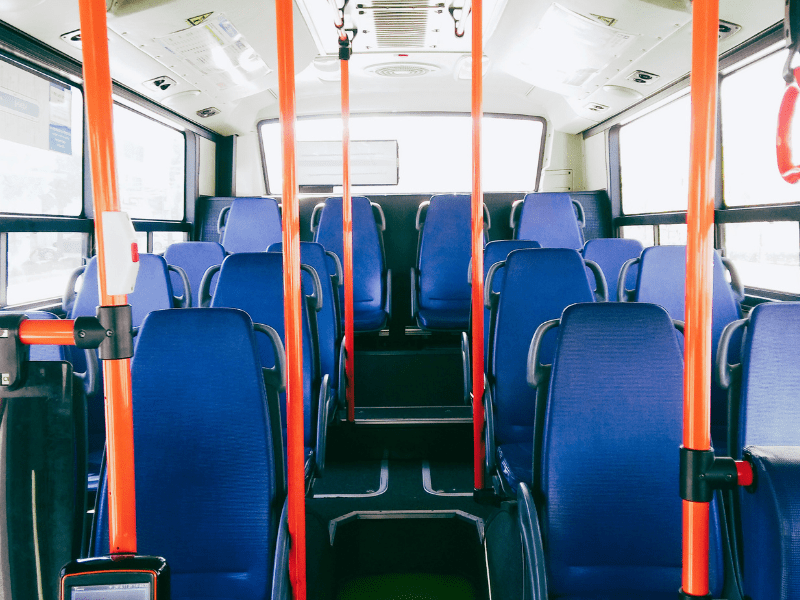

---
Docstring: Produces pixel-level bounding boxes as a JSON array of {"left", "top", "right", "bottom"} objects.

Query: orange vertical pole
[
  {"left": 78, "top": 0, "right": 137, "bottom": 554},
  {"left": 341, "top": 47, "right": 356, "bottom": 423},
  {"left": 470, "top": 0, "right": 485, "bottom": 490},
  {"left": 682, "top": 0, "right": 718, "bottom": 596},
  {"left": 274, "top": 0, "right": 306, "bottom": 596}
]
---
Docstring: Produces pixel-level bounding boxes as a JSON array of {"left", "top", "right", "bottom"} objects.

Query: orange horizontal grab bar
[{"left": 19, "top": 319, "right": 77, "bottom": 346}]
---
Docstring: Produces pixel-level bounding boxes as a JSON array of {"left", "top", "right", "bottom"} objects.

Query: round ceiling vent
[{"left": 366, "top": 63, "right": 439, "bottom": 78}]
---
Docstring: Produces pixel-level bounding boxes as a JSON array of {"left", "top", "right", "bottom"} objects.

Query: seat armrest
[
  {"left": 199, "top": 264, "right": 222, "bottom": 307},
  {"left": 461, "top": 332, "right": 471, "bottom": 405},
  {"left": 62, "top": 264, "right": 86, "bottom": 317},
  {"left": 168, "top": 264, "right": 192, "bottom": 308},
  {"left": 510, "top": 199, "right": 524, "bottom": 234},
  {"left": 484, "top": 378, "right": 496, "bottom": 477},
  {"left": 571, "top": 199, "right": 586, "bottom": 228},
  {"left": 410, "top": 268, "right": 419, "bottom": 319},
  {"left": 338, "top": 337, "right": 347, "bottom": 408},
  {"left": 315, "top": 374, "right": 331, "bottom": 477},
  {"left": 415, "top": 201, "right": 430, "bottom": 231},
  {"left": 371, "top": 202, "right": 387, "bottom": 231},
  {"left": 721, "top": 256, "right": 745, "bottom": 302},
  {"left": 310, "top": 202, "right": 325, "bottom": 235},
  {"left": 584, "top": 259, "right": 608, "bottom": 302},
  {"left": 617, "top": 257, "right": 640, "bottom": 302},
  {"left": 216, "top": 205, "right": 230, "bottom": 235},
  {"left": 270, "top": 499, "right": 291, "bottom": 600},
  {"left": 517, "top": 482, "right": 548, "bottom": 600},
  {"left": 254, "top": 323, "right": 286, "bottom": 394},
  {"left": 716, "top": 318, "right": 747, "bottom": 391},
  {"left": 384, "top": 269, "right": 392, "bottom": 322}
]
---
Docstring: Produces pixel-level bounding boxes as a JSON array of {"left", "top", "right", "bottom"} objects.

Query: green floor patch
[{"left": 338, "top": 573, "right": 477, "bottom": 600}]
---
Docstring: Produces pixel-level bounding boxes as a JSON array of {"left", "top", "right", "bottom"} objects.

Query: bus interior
[{"left": 1, "top": 0, "right": 799, "bottom": 599}]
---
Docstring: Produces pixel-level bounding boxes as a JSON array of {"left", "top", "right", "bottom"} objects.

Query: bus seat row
[
  {"left": 210, "top": 252, "right": 332, "bottom": 478},
  {"left": 516, "top": 302, "right": 724, "bottom": 599},
  {"left": 312, "top": 196, "right": 390, "bottom": 331},
  {"left": 620, "top": 245, "right": 744, "bottom": 454},
  {"left": 93, "top": 308, "right": 289, "bottom": 600}
]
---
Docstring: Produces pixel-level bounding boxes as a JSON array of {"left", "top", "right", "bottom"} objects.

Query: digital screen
[{"left": 71, "top": 583, "right": 151, "bottom": 600}]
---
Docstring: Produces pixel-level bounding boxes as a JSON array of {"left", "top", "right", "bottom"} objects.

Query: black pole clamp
[
  {"left": 679, "top": 446, "right": 739, "bottom": 503},
  {"left": 338, "top": 29, "right": 357, "bottom": 60},
  {"left": 678, "top": 587, "right": 712, "bottom": 600},
  {"left": 0, "top": 314, "right": 29, "bottom": 390},
  {"left": 95, "top": 305, "right": 134, "bottom": 361}
]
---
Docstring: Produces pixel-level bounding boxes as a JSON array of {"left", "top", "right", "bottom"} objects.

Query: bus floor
[{"left": 305, "top": 424, "right": 506, "bottom": 599}]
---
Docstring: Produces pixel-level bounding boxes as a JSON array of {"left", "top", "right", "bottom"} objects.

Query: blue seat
[
  {"left": 93, "top": 308, "right": 288, "bottom": 600},
  {"left": 582, "top": 237, "right": 643, "bottom": 300},
  {"left": 66, "top": 254, "right": 185, "bottom": 483},
  {"left": 511, "top": 192, "right": 585, "bottom": 249},
  {"left": 520, "top": 302, "right": 723, "bottom": 599},
  {"left": 477, "top": 240, "right": 541, "bottom": 372},
  {"left": 623, "top": 245, "right": 743, "bottom": 454},
  {"left": 413, "top": 194, "right": 485, "bottom": 331},
  {"left": 487, "top": 248, "right": 596, "bottom": 492},
  {"left": 211, "top": 252, "right": 329, "bottom": 477},
  {"left": 219, "top": 197, "right": 282, "bottom": 254},
  {"left": 269, "top": 241, "right": 344, "bottom": 407},
  {"left": 313, "top": 196, "right": 390, "bottom": 331},
  {"left": 740, "top": 446, "right": 800, "bottom": 600},
  {"left": 164, "top": 241, "right": 225, "bottom": 307},
  {"left": 716, "top": 302, "right": 800, "bottom": 459}
]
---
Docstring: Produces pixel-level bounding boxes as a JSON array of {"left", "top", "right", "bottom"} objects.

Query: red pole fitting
[{"left": 735, "top": 460, "right": 754, "bottom": 487}]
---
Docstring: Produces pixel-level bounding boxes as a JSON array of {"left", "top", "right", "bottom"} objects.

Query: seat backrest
[
  {"left": 314, "top": 196, "right": 385, "bottom": 315},
  {"left": 93, "top": 308, "right": 279, "bottom": 600},
  {"left": 635, "top": 245, "right": 742, "bottom": 450},
  {"left": 582, "top": 237, "right": 643, "bottom": 298},
  {"left": 491, "top": 248, "right": 595, "bottom": 445},
  {"left": 164, "top": 241, "right": 225, "bottom": 306},
  {"left": 418, "top": 194, "right": 473, "bottom": 312},
  {"left": 481, "top": 240, "right": 541, "bottom": 371},
  {"left": 542, "top": 302, "right": 723, "bottom": 597},
  {"left": 515, "top": 193, "right": 583, "bottom": 249},
  {"left": 211, "top": 252, "right": 315, "bottom": 447},
  {"left": 737, "top": 302, "right": 800, "bottom": 458},
  {"left": 220, "top": 197, "right": 282, "bottom": 254},
  {"left": 740, "top": 446, "right": 800, "bottom": 600},
  {"left": 70, "top": 254, "right": 175, "bottom": 327},
  {"left": 23, "top": 311, "right": 64, "bottom": 361},
  {"left": 268, "top": 241, "right": 337, "bottom": 386}
]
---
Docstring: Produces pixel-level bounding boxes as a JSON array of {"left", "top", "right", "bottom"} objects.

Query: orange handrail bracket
[
  {"left": 78, "top": 0, "right": 137, "bottom": 554},
  {"left": 274, "top": 0, "right": 307, "bottom": 596},
  {"left": 341, "top": 44, "right": 356, "bottom": 424},
  {"left": 471, "top": 0, "right": 486, "bottom": 490},
  {"left": 682, "top": 0, "right": 719, "bottom": 596}
]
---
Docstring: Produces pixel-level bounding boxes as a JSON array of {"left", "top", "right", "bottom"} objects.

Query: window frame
[
  {"left": 0, "top": 24, "right": 221, "bottom": 308},
  {"left": 256, "top": 112, "right": 548, "bottom": 196}
]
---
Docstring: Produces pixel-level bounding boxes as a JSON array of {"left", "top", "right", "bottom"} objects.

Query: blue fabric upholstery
[
  {"left": 211, "top": 252, "right": 317, "bottom": 450},
  {"left": 740, "top": 446, "right": 800, "bottom": 600},
  {"left": 634, "top": 245, "right": 742, "bottom": 454},
  {"left": 541, "top": 302, "right": 723, "bottom": 598},
  {"left": 314, "top": 196, "right": 387, "bottom": 331},
  {"left": 417, "top": 194, "right": 475, "bottom": 331},
  {"left": 23, "top": 311, "right": 63, "bottom": 361},
  {"left": 268, "top": 241, "right": 339, "bottom": 394},
  {"left": 164, "top": 241, "right": 225, "bottom": 306},
  {"left": 93, "top": 308, "right": 280, "bottom": 600},
  {"left": 582, "top": 238, "right": 643, "bottom": 298},
  {"left": 737, "top": 302, "right": 800, "bottom": 459},
  {"left": 481, "top": 240, "right": 541, "bottom": 371},
  {"left": 515, "top": 193, "right": 584, "bottom": 249},
  {"left": 491, "top": 249, "right": 595, "bottom": 490},
  {"left": 219, "top": 197, "right": 282, "bottom": 254},
  {"left": 70, "top": 253, "right": 177, "bottom": 479}
]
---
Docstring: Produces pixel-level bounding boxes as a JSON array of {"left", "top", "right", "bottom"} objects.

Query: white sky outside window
[{"left": 261, "top": 115, "right": 544, "bottom": 194}]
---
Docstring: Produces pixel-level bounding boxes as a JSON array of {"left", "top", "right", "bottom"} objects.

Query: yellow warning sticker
[
  {"left": 590, "top": 13, "right": 617, "bottom": 27},
  {"left": 187, "top": 12, "right": 213, "bottom": 26}
]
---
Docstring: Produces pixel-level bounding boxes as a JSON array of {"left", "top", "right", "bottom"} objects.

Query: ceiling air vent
[
  {"left": 143, "top": 76, "right": 176, "bottom": 92},
  {"left": 626, "top": 70, "right": 660, "bottom": 85},
  {"left": 196, "top": 107, "right": 220, "bottom": 118},
  {"left": 366, "top": 62, "right": 439, "bottom": 77},
  {"left": 60, "top": 30, "right": 82, "bottom": 48},
  {"left": 718, "top": 20, "right": 741, "bottom": 41},
  {"left": 357, "top": 0, "right": 447, "bottom": 50}
]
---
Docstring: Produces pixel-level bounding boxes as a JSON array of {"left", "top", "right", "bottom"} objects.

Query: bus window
[
  {"left": 0, "top": 59, "right": 83, "bottom": 216},
  {"left": 658, "top": 224, "right": 688, "bottom": 245},
  {"left": 620, "top": 225, "right": 655, "bottom": 247},
  {"left": 7, "top": 231, "right": 88, "bottom": 305},
  {"left": 721, "top": 50, "right": 800, "bottom": 207},
  {"left": 114, "top": 103, "right": 185, "bottom": 221},
  {"left": 259, "top": 114, "right": 546, "bottom": 194},
  {"left": 152, "top": 231, "right": 187, "bottom": 254},
  {"left": 723, "top": 221, "right": 800, "bottom": 294},
  {"left": 619, "top": 94, "right": 691, "bottom": 215}
]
